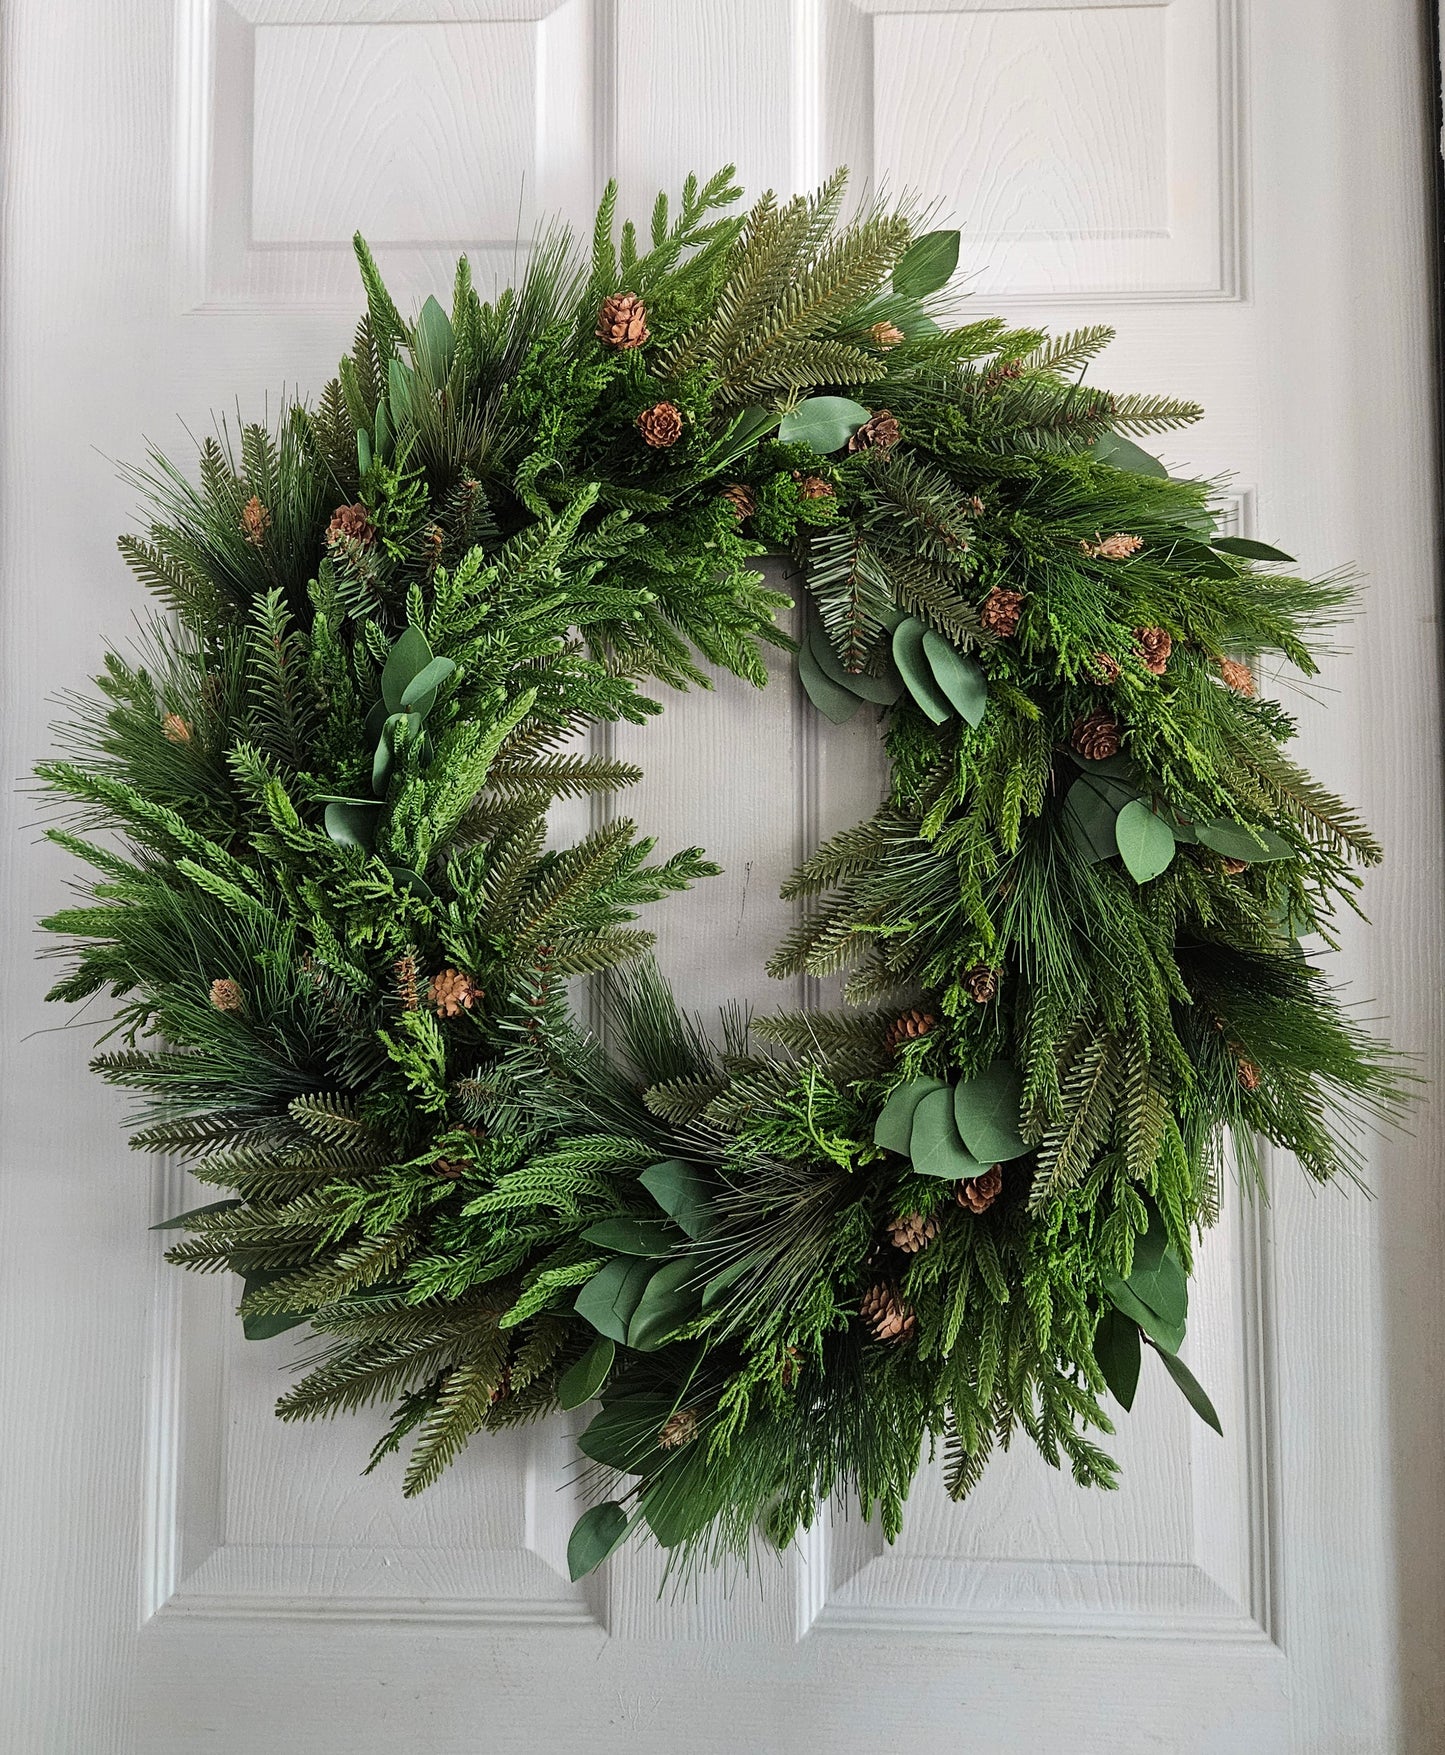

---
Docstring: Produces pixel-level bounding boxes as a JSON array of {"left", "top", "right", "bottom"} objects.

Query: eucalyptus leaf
[
  {"left": 557, "top": 1336, "right": 616, "bottom": 1410},
  {"left": 778, "top": 395, "right": 871, "bottom": 455},
  {"left": 1090, "top": 429, "right": 1168, "bottom": 478},
  {"left": 641, "top": 1443, "right": 715, "bottom": 1548},
  {"left": 808, "top": 627, "right": 902, "bottom": 705},
  {"left": 873, "top": 1076, "right": 947, "bottom": 1156},
  {"left": 240, "top": 1270, "right": 309, "bottom": 1342},
  {"left": 387, "top": 355, "right": 414, "bottom": 423},
  {"left": 953, "top": 1060, "right": 1030, "bottom": 1163},
  {"left": 566, "top": 1500, "right": 630, "bottom": 1580},
  {"left": 323, "top": 799, "right": 381, "bottom": 850},
  {"left": 909, "top": 1085, "right": 989, "bottom": 1180},
  {"left": 356, "top": 428, "right": 372, "bottom": 476},
  {"left": 1211, "top": 535, "right": 1296, "bottom": 564},
  {"left": 1152, "top": 1344, "right": 1224, "bottom": 1434},
  {"left": 892, "top": 618, "right": 952, "bottom": 723},
  {"left": 581, "top": 1216, "right": 681, "bottom": 1257},
  {"left": 922, "top": 630, "right": 988, "bottom": 726},
  {"left": 1062, "top": 777, "right": 1123, "bottom": 864},
  {"left": 373, "top": 396, "right": 392, "bottom": 461},
  {"left": 1126, "top": 1246, "right": 1188, "bottom": 1330},
  {"left": 574, "top": 1256, "right": 654, "bottom": 1344},
  {"left": 701, "top": 1250, "right": 762, "bottom": 1309},
  {"left": 150, "top": 1198, "right": 242, "bottom": 1231},
  {"left": 414, "top": 294, "right": 455, "bottom": 379},
  {"left": 1093, "top": 1306, "right": 1142, "bottom": 1411},
  {"left": 626, "top": 1258, "right": 698, "bottom": 1351},
  {"left": 1195, "top": 819, "right": 1293, "bottom": 862},
  {"left": 381, "top": 626, "right": 434, "bottom": 713},
  {"left": 892, "top": 229, "right": 960, "bottom": 298},
  {"left": 1102, "top": 1274, "right": 1186, "bottom": 1355},
  {"left": 399, "top": 654, "right": 455, "bottom": 714},
  {"left": 639, "top": 1159, "right": 715, "bottom": 1241},
  {"left": 576, "top": 1394, "right": 674, "bottom": 1472},
  {"left": 797, "top": 636, "right": 862, "bottom": 724},
  {"left": 1114, "top": 798, "right": 1177, "bottom": 884}
]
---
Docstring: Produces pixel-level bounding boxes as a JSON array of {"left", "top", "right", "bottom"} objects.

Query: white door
[{"left": 2, "top": 2, "right": 1441, "bottom": 1749}]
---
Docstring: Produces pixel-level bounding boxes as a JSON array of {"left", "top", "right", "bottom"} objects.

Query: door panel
[{"left": 2, "top": 1, "right": 1440, "bottom": 1749}]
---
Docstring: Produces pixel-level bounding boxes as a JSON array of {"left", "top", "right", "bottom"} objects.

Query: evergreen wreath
[{"left": 39, "top": 168, "right": 1407, "bottom": 1581}]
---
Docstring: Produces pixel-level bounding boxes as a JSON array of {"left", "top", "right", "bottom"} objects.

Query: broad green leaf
[
  {"left": 373, "top": 397, "right": 392, "bottom": 461},
  {"left": 892, "top": 618, "right": 952, "bottom": 723},
  {"left": 1114, "top": 798, "right": 1177, "bottom": 884},
  {"left": 581, "top": 1217, "right": 681, "bottom": 1257},
  {"left": 808, "top": 627, "right": 902, "bottom": 706},
  {"left": 1062, "top": 776, "right": 1123, "bottom": 863},
  {"left": 399, "top": 654, "right": 455, "bottom": 715},
  {"left": 576, "top": 1395, "right": 674, "bottom": 1472},
  {"left": 641, "top": 1444, "right": 715, "bottom": 1548},
  {"left": 323, "top": 799, "right": 381, "bottom": 850},
  {"left": 909, "top": 1085, "right": 989, "bottom": 1180},
  {"left": 356, "top": 428, "right": 372, "bottom": 476},
  {"left": 797, "top": 636, "right": 862, "bottom": 724},
  {"left": 1153, "top": 1345, "right": 1224, "bottom": 1434},
  {"left": 389, "top": 864, "right": 435, "bottom": 902},
  {"left": 922, "top": 631, "right": 988, "bottom": 727},
  {"left": 1102, "top": 1274, "right": 1185, "bottom": 1355},
  {"left": 387, "top": 355, "right": 414, "bottom": 423},
  {"left": 381, "top": 626, "right": 434, "bottom": 713},
  {"left": 557, "top": 1336, "right": 615, "bottom": 1410},
  {"left": 1090, "top": 430, "right": 1167, "bottom": 478},
  {"left": 567, "top": 1501, "right": 630, "bottom": 1579},
  {"left": 953, "top": 1060, "right": 1031, "bottom": 1163},
  {"left": 1195, "top": 819, "right": 1293, "bottom": 862},
  {"left": 1126, "top": 1246, "right": 1188, "bottom": 1331},
  {"left": 1160, "top": 537, "right": 1238, "bottom": 580},
  {"left": 701, "top": 1251, "right": 762, "bottom": 1309},
  {"left": 1129, "top": 1203, "right": 1169, "bottom": 1278},
  {"left": 414, "top": 294, "right": 455, "bottom": 380},
  {"left": 240, "top": 1270, "right": 309, "bottom": 1342},
  {"left": 639, "top": 1159, "right": 715, "bottom": 1241},
  {"left": 151, "top": 1198, "right": 242, "bottom": 1231},
  {"left": 627, "top": 1258, "right": 698, "bottom": 1351},
  {"left": 892, "top": 229, "right": 960, "bottom": 298},
  {"left": 1093, "top": 1306, "right": 1142, "bottom": 1411},
  {"left": 874, "top": 1076, "right": 947, "bottom": 1156},
  {"left": 778, "top": 395, "right": 871, "bottom": 455},
  {"left": 574, "top": 1256, "right": 654, "bottom": 1343},
  {"left": 1211, "top": 535, "right": 1296, "bottom": 564}
]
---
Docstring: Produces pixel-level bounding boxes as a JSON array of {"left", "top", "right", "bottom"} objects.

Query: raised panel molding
[
  {"left": 175, "top": 0, "right": 597, "bottom": 311},
  {"left": 821, "top": 0, "right": 1244, "bottom": 302}
]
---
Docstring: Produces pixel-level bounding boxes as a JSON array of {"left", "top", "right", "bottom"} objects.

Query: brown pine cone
[
  {"left": 659, "top": 1407, "right": 699, "bottom": 1449},
  {"left": 595, "top": 291, "right": 649, "bottom": 349},
  {"left": 1134, "top": 626, "right": 1173, "bottom": 676},
  {"left": 847, "top": 408, "right": 901, "bottom": 454},
  {"left": 240, "top": 495, "right": 270, "bottom": 546},
  {"left": 429, "top": 968, "right": 481, "bottom": 1018},
  {"left": 860, "top": 1282, "right": 916, "bottom": 1343},
  {"left": 1221, "top": 857, "right": 1248, "bottom": 877},
  {"left": 869, "top": 320, "right": 905, "bottom": 349},
  {"left": 885, "top": 1008, "right": 936, "bottom": 1054},
  {"left": 1090, "top": 653, "right": 1122, "bottom": 684},
  {"left": 327, "top": 502, "right": 375, "bottom": 548},
  {"left": 433, "top": 1157, "right": 468, "bottom": 1180},
  {"left": 636, "top": 401, "right": 684, "bottom": 448},
  {"left": 720, "top": 482, "right": 757, "bottom": 520},
  {"left": 161, "top": 712, "right": 193, "bottom": 745},
  {"left": 1072, "top": 710, "right": 1121, "bottom": 760},
  {"left": 793, "top": 471, "right": 834, "bottom": 500},
  {"left": 209, "top": 977, "right": 243, "bottom": 1013},
  {"left": 1219, "top": 657, "right": 1255, "bottom": 697},
  {"left": 979, "top": 585, "right": 1025, "bottom": 636},
  {"left": 887, "top": 1212, "right": 939, "bottom": 1255},
  {"left": 1237, "top": 1057, "right": 1262, "bottom": 1091},
  {"left": 963, "top": 965, "right": 997, "bottom": 1004},
  {"left": 958, "top": 1164, "right": 1003, "bottom": 1214},
  {"left": 393, "top": 952, "right": 420, "bottom": 1011},
  {"left": 1081, "top": 532, "right": 1144, "bottom": 560}
]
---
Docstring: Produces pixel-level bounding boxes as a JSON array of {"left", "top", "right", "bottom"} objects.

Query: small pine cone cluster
[
  {"left": 721, "top": 482, "right": 757, "bottom": 521},
  {"left": 161, "top": 712, "right": 193, "bottom": 744},
  {"left": 958, "top": 1164, "right": 1003, "bottom": 1214},
  {"left": 869, "top": 319, "right": 905, "bottom": 349},
  {"left": 429, "top": 967, "right": 480, "bottom": 1018},
  {"left": 1090, "top": 652, "right": 1122, "bottom": 684},
  {"left": 885, "top": 1008, "right": 936, "bottom": 1054},
  {"left": 240, "top": 494, "right": 270, "bottom": 547},
  {"left": 1134, "top": 626, "right": 1173, "bottom": 677},
  {"left": 327, "top": 502, "right": 375, "bottom": 548},
  {"left": 433, "top": 1157, "right": 468, "bottom": 1180},
  {"left": 659, "top": 1408, "right": 699, "bottom": 1449},
  {"left": 793, "top": 471, "right": 834, "bottom": 500},
  {"left": 887, "top": 1211, "right": 939, "bottom": 1255},
  {"left": 1219, "top": 657, "right": 1256, "bottom": 697},
  {"left": 1081, "top": 532, "right": 1144, "bottom": 561},
  {"left": 860, "top": 1281, "right": 916, "bottom": 1343},
  {"left": 209, "top": 977, "right": 243, "bottom": 1013},
  {"left": 847, "top": 408, "right": 901, "bottom": 454},
  {"left": 979, "top": 586, "right": 1025, "bottom": 637},
  {"left": 1237, "top": 1057, "right": 1262, "bottom": 1092},
  {"left": 636, "top": 400, "right": 684, "bottom": 448},
  {"left": 595, "top": 291, "right": 649, "bottom": 350},
  {"left": 1221, "top": 857, "right": 1249, "bottom": 877},
  {"left": 963, "top": 964, "right": 998, "bottom": 1004},
  {"left": 1072, "top": 710, "right": 1121, "bottom": 760}
]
